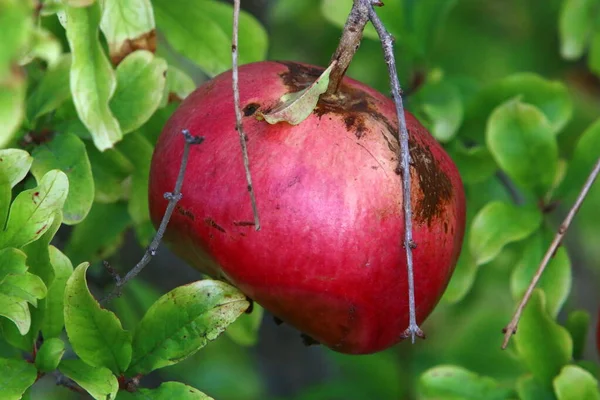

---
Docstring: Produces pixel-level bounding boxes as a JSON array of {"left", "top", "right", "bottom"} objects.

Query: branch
[
  {"left": 102, "top": 130, "right": 204, "bottom": 304},
  {"left": 501, "top": 157, "right": 600, "bottom": 349},
  {"left": 367, "top": 1, "right": 423, "bottom": 343},
  {"left": 232, "top": 0, "right": 261, "bottom": 230}
]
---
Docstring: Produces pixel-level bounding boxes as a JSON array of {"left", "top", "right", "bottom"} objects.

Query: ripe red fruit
[{"left": 149, "top": 61, "right": 466, "bottom": 354}]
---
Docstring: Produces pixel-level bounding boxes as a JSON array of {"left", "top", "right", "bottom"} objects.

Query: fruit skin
[{"left": 149, "top": 61, "right": 466, "bottom": 354}]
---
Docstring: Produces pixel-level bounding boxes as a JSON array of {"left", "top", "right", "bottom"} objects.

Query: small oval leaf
[
  {"left": 0, "top": 149, "right": 33, "bottom": 188},
  {"left": 59, "top": 359, "right": 119, "bottom": 400},
  {"left": 35, "top": 337, "right": 65, "bottom": 373}
]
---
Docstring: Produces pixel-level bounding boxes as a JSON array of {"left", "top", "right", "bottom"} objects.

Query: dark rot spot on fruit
[
  {"left": 344, "top": 115, "right": 367, "bottom": 139},
  {"left": 277, "top": 61, "right": 324, "bottom": 92},
  {"left": 233, "top": 221, "right": 255, "bottom": 227},
  {"left": 243, "top": 103, "right": 260, "bottom": 116},
  {"left": 204, "top": 218, "right": 226, "bottom": 233},
  {"left": 176, "top": 205, "right": 195, "bottom": 221}
]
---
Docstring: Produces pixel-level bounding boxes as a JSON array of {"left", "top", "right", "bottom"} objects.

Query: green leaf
[
  {"left": 0, "top": 182, "right": 9, "bottom": 228},
  {"left": 110, "top": 50, "right": 167, "bottom": 134},
  {"left": 514, "top": 290, "right": 572, "bottom": 385},
  {"left": 464, "top": 73, "right": 573, "bottom": 139},
  {"left": 0, "top": 0, "right": 33, "bottom": 81},
  {"left": 0, "top": 149, "right": 33, "bottom": 188},
  {"left": 86, "top": 143, "right": 133, "bottom": 203},
  {"left": 511, "top": 232, "right": 571, "bottom": 318},
  {"left": 413, "top": 78, "right": 464, "bottom": 142},
  {"left": 117, "top": 382, "right": 214, "bottom": 400},
  {"left": 0, "top": 293, "right": 30, "bottom": 335},
  {"left": 559, "top": 0, "right": 600, "bottom": 59},
  {"left": 553, "top": 365, "right": 600, "bottom": 400},
  {"left": 560, "top": 119, "right": 600, "bottom": 198},
  {"left": 99, "top": 0, "right": 155, "bottom": 64},
  {"left": 59, "top": 359, "right": 119, "bottom": 400},
  {"left": 517, "top": 374, "right": 556, "bottom": 400},
  {"left": 65, "top": 2, "right": 123, "bottom": 150},
  {"left": 35, "top": 337, "right": 65, "bottom": 373},
  {"left": 22, "top": 210, "right": 63, "bottom": 285},
  {"left": 160, "top": 65, "right": 196, "bottom": 107},
  {"left": 64, "top": 262, "right": 132, "bottom": 374},
  {"left": 261, "top": 61, "right": 335, "bottom": 125},
  {"left": 441, "top": 246, "right": 477, "bottom": 304},
  {"left": 0, "top": 272, "right": 47, "bottom": 306},
  {"left": 469, "top": 202, "right": 542, "bottom": 266},
  {"left": 128, "top": 279, "right": 249, "bottom": 375},
  {"left": 418, "top": 365, "right": 514, "bottom": 399},
  {"left": 21, "top": 27, "right": 62, "bottom": 67},
  {"left": 0, "top": 357, "right": 37, "bottom": 400},
  {"left": 486, "top": 99, "right": 558, "bottom": 196},
  {"left": 0, "top": 170, "right": 68, "bottom": 249},
  {"left": 0, "top": 71, "right": 27, "bottom": 148},
  {"left": 588, "top": 27, "right": 600, "bottom": 76},
  {"left": 26, "top": 55, "right": 72, "bottom": 122},
  {"left": 0, "top": 248, "right": 28, "bottom": 281},
  {"left": 154, "top": 0, "right": 268, "bottom": 76},
  {"left": 65, "top": 201, "right": 131, "bottom": 266},
  {"left": 565, "top": 310, "right": 590, "bottom": 360},
  {"left": 449, "top": 143, "right": 497, "bottom": 185},
  {"left": 41, "top": 245, "right": 73, "bottom": 338},
  {"left": 226, "top": 304, "right": 264, "bottom": 346},
  {"left": 31, "top": 132, "right": 94, "bottom": 225}
]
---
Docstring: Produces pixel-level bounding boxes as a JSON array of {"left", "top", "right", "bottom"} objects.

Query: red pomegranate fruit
[{"left": 148, "top": 61, "right": 466, "bottom": 354}]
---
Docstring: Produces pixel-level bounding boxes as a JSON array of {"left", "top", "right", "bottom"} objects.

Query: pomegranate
[{"left": 148, "top": 61, "right": 466, "bottom": 354}]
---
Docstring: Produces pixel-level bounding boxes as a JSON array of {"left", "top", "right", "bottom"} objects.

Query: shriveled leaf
[
  {"left": 559, "top": 0, "right": 599, "bottom": 59},
  {"left": 261, "top": 61, "right": 335, "bottom": 125},
  {"left": 100, "top": 0, "right": 155, "bottom": 64},
  {"left": 35, "top": 337, "right": 65, "bottom": 373},
  {"left": 64, "top": 263, "right": 132, "bottom": 374},
  {"left": 413, "top": 78, "right": 464, "bottom": 142},
  {"left": 0, "top": 248, "right": 28, "bottom": 281},
  {"left": 226, "top": 304, "right": 264, "bottom": 347},
  {"left": 160, "top": 65, "right": 196, "bottom": 107},
  {"left": 514, "top": 290, "right": 572, "bottom": 385},
  {"left": 31, "top": 132, "right": 93, "bottom": 225},
  {"left": 418, "top": 365, "right": 514, "bottom": 399},
  {"left": 65, "top": 2, "right": 123, "bottom": 150},
  {"left": 511, "top": 232, "right": 571, "bottom": 318},
  {"left": 0, "top": 357, "right": 37, "bottom": 400},
  {"left": 0, "top": 70, "right": 27, "bottom": 148},
  {"left": 0, "top": 149, "right": 33, "bottom": 188},
  {"left": 0, "top": 272, "right": 47, "bottom": 306},
  {"left": 469, "top": 202, "right": 542, "bottom": 266},
  {"left": 110, "top": 50, "right": 167, "bottom": 133},
  {"left": 0, "top": 293, "right": 30, "bottom": 335},
  {"left": 553, "top": 365, "right": 600, "bottom": 400},
  {"left": 118, "top": 382, "right": 214, "bottom": 400},
  {"left": 154, "top": 0, "right": 267, "bottom": 76},
  {"left": 65, "top": 201, "right": 131, "bottom": 266},
  {"left": 0, "top": 170, "right": 68, "bottom": 249},
  {"left": 26, "top": 55, "right": 71, "bottom": 122},
  {"left": 42, "top": 245, "right": 73, "bottom": 338},
  {"left": 486, "top": 99, "right": 558, "bottom": 196},
  {"left": 565, "top": 310, "right": 591, "bottom": 360},
  {"left": 59, "top": 359, "right": 118, "bottom": 400},
  {"left": 128, "top": 280, "right": 249, "bottom": 375}
]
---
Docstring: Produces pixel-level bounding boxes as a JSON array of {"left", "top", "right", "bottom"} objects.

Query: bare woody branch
[
  {"left": 232, "top": 0, "right": 261, "bottom": 231},
  {"left": 502, "top": 157, "right": 600, "bottom": 349},
  {"left": 102, "top": 130, "right": 204, "bottom": 304}
]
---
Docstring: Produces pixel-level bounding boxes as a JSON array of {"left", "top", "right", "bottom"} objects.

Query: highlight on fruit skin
[{"left": 148, "top": 61, "right": 466, "bottom": 354}]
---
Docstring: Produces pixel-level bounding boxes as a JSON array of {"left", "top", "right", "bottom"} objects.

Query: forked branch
[{"left": 501, "top": 157, "right": 600, "bottom": 349}]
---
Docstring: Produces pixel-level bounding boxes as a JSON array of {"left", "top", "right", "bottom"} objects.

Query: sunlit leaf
[
  {"left": 418, "top": 365, "right": 514, "bottom": 399},
  {"left": 0, "top": 149, "right": 33, "bottom": 188},
  {"left": 553, "top": 365, "right": 600, "bottom": 400},
  {"left": 20, "top": 27, "right": 62, "bottom": 67},
  {"left": 559, "top": 0, "right": 599, "bottom": 59},
  {"left": 0, "top": 293, "right": 30, "bottom": 335},
  {"left": 35, "top": 337, "right": 65, "bottom": 373},
  {"left": 0, "top": 357, "right": 37, "bottom": 400},
  {"left": 41, "top": 245, "right": 73, "bottom": 338},
  {"left": 59, "top": 359, "right": 118, "bottom": 400},
  {"left": 0, "top": 272, "right": 47, "bottom": 307},
  {"left": 413, "top": 77, "right": 463, "bottom": 142},
  {"left": 117, "top": 381, "right": 214, "bottom": 400},
  {"left": 160, "top": 65, "right": 196, "bottom": 107},
  {"left": 0, "top": 70, "right": 26, "bottom": 149}
]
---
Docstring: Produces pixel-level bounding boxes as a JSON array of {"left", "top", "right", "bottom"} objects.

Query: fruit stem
[
  {"left": 323, "top": 0, "right": 370, "bottom": 98},
  {"left": 501, "top": 157, "right": 600, "bottom": 349}
]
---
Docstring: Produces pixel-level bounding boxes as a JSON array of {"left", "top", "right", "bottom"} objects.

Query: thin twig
[
  {"left": 232, "top": 0, "right": 261, "bottom": 231},
  {"left": 102, "top": 130, "right": 204, "bottom": 304},
  {"left": 501, "top": 157, "right": 600, "bottom": 349},
  {"left": 367, "top": 0, "right": 423, "bottom": 343}
]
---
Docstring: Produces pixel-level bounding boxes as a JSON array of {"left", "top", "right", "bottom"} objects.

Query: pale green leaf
[
  {"left": 26, "top": 55, "right": 71, "bottom": 122},
  {"left": 31, "top": 132, "right": 94, "bottom": 225},
  {"left": 154, "top": 0, "right": 268, "bottom": 76},
  {"left": 559, "top": 0, "right": 599, "bottom": 59},
  {"left": 100, "top": 0, "right": 155, "bottom": 64},
  {"left": 22, "top": 210, "right": 62, "bottom": 285},
  {"left": 42, "top": 245, "right": 73, "bottom": 338},
  {"left": 59, "top": 359, "right": 119, "bottom": 400},
  {"left": 64, "top": 262, "right": 132, "bottom": 374},
  {"left": 0, "top": 149, "right": 33, "bottom": 188},
  {"left": 0, "top": 72, "right": 26, "bottom": 148},
  {"left": 413, "top": 78, "right": 464, "bottom": 142},
  {"left": 65, "top": 2, "right": 123, "bottom": 150},
  {"left": 418, "top": 365, "right": 514, "bottom": 399},
  {"left": 117, "top": 382, "right": 214, "bottom": 400},
  {"left": 128, "top": 280, "right": 249, "bottom": 375},
  {"left": 0, "top": 170, "right": 68, "bottom": 249},
  {"left": 110, "top": 50, "right": 167, "bottom": 133},
  {"left": 553, "top": 365, "right": 600, "bottom": 400},
  {"left": 20, "top": 27, "right": 62, "bottom": 67},
  {"left": 0, "top": 357, "right": 37, "bottom": 400},
  {"left": 160, "top": 65, "right": 196, "bottom": 107},
  {"left": 35, "top": 337, "right": 65, "bottom": 373},
  {"left": 0, "top": 293, "right": 30, "bottom": 335},
  {"left": 0, "top": 248, "right": 28, "bottom": 281},
  {"left": 0, "top": 0, "right": 33, "bottom": 81},
  {"left": 0, "top": 272, "right": 47, "bottom": 306},
  {"left": 565, "top": 310, "right": 590, "bottom": 360}
]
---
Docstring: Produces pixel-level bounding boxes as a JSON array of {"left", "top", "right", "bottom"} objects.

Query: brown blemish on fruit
[
  {"left": 243, "top": 103, "right": 260, "bottom": 116},
  {"left": 110, "top": 30, "right": 157, "bottom": 65},
  {"left": 233, "top": 221, "right": 255, "bottom": 227},
  {"left": 204, "top": 218, "right": 226, "bottom": 233},
  {"left": 176, "top": 205, "right": 195, "bottom": 221}
]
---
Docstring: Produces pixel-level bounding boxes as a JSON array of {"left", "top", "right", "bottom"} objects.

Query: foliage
[{"left": 0, "top": 0, "right": 599, "bottom": 399}]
